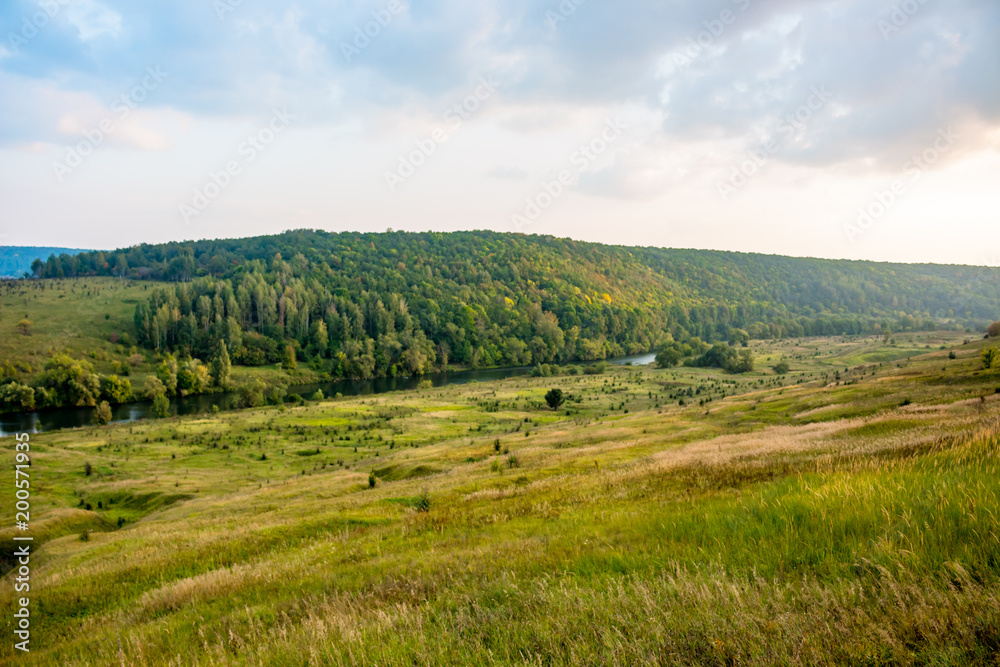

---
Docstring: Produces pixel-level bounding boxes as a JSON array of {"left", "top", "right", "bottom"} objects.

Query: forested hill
[
  {"left": 0, "top": 246, "right": 89, "bottom": 278},
  {"left": 29, "top": 230, "right": 1000, "bottom": 375}
]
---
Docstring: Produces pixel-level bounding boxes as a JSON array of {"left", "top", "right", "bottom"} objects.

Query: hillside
[
  {"left": 0, "top": 246, "right": 90, "bottom": 278},
  {"left": 2, "top": 333, "right": 999, "bottom": 664},
  {"left": 27, "top": 231, "right": 1000, "bottom": 381}
]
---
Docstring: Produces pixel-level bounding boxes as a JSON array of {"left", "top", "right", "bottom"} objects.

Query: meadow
[
  {"left": 1, "top": 331, "right": 999, "bottom": 665},
  {"left": 0, "top": 277, "right": 321, "bottom": 401}
]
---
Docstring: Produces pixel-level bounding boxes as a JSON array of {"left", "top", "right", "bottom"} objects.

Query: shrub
[
  {"left": 368, "top": 472, "right": 377, "bottom": 489},
  {"left": 545, "top": 388, "right": 566, "bottom": 410},
  {"left": 84, "top": 462, "right": 93, "bottom": 476},
  {"left": 415, "top": 490, "right": 430, "bottom": 512},
  {"left": 989, "top": 321, "right": 1000, "bottom": 338},
  {"left": 94, "top": 401, "right": 113, "bottom": 425},
  {"left": 152, "top": 394, "right": 170, "bottom": 418}
]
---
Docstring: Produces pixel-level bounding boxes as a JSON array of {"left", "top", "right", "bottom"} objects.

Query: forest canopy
[{"left": 28, "top": 230, "right": 1000, "bottom": 381}]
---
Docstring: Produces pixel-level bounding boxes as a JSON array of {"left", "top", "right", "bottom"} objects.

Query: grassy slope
[
  {"left": 1, "top": 332, "right": 999, "bottom": 665},
  {"left": 0, "top": 277, "right": 319, "bottom": 394}
]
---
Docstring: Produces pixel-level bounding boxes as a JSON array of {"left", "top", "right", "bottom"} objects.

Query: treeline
[{"left": 29, "top": 230, "right": 1000, "bottom": 382}]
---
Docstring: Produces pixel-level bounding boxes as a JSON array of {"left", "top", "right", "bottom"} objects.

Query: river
[{"left": 0, "top": 353, "right": 656, "bottom": 436}]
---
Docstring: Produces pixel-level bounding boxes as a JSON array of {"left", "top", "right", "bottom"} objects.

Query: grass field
[
  {"left": 2, "top": 331, "right": 999, "bottom": 665},
  {"left": 0, "top": 277, "right": 322, "bottom": 398}
]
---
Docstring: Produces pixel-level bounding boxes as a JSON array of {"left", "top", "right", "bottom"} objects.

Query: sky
[{"left": 1, "top": 0, "right": 998, "bottom": 265}]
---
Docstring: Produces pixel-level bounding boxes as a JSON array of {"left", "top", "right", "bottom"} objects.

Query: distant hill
[
  {"left": 27, "top": 230, "right": 1000, "bottom": 379},
  {"left": 0, "top": 246, "right": 91, "bottom": 278}
]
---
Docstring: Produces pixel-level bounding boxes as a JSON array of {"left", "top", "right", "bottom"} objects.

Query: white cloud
[{"left": 63, "top": 0, "right": 122, "bottom": 41}]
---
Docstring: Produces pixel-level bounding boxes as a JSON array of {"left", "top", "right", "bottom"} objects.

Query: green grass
[{"left": 2, "top": 331, "right": 999, "bottom": 665}]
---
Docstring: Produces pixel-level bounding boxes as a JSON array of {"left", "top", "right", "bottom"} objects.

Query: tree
[
  {"left": 983, "top": 347, "right": 999, "bottom": 370},
  {"left": 238, "top": 378, "right": 267, "bottom": 408},
  {"left": 773, "top": 360, "right": 791, "bottom": 375},
  {"left": 729, "top": 349, "right": 755, "bottom": 374},
  {"left": 100, "top": 375, "right": 133, "bottom": 404},
  {"left": 40, "top": 354, "right": 101, "bottom": 407},
  {"left": 211, "top": 340, "right": 232, "bottom": 387},
  {"left": 282, "top": 345, "right": 297, "bottom": 371},
  {"left": 729, "top": 328, "right": 750, "bottom": 347},
  {"left": 94, "top": 401, "right": 113, "bottom": 425},
  {"left": 156, "top": 356, "right": 179, "bottom": 396},
  {"left": 16, "top": 319, "right": 32, "bottom": 336},
  {"left": 144, "top": 376, "right": 166, "bottom": 400},
  {"left": 544, "top": 388, "right": 565, "bottom": 410},
  {"left": 152, "top": 394, "right": 170, "bottom": 418},
  {"left": 989, "top": 321, "right": 1000, "bottom": 338},
  {"left": 0, "top": 383, "right": 36, "bottom": 412},
  {"left": 655, "top": 343, "right": 684, "bottom": 368}
]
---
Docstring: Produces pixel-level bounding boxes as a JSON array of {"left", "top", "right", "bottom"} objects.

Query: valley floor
[{"left": 2, "top": 332, "right": 999, "bottom": 665}]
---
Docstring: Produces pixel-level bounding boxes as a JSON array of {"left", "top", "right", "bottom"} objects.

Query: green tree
[
  {"left": 238, "top": 378, "right": 267, "bottom": 408},
  {"left": 39, "top": 354, "right": 101, "bottom": 407},
  {"left": 156, "top": 356, "right": 179, "bottom": 396},
  {"left": 152, "top": 394, "right": 170, "bottom": 418},
  {"left": 0, "top": 383, "right": 36, "bottom": 412},
  {"left": 655, "top": 344, "right": 684, "bottom": 368},
  {"left": 545, "top": 388, "right": 565, "bottom": 410},
  {"left": 312, "top": 320, "right": 329, "bottom": 358},
  {"left": 144, "top": 376, "right": 166, "bottom": 400},
  {"left": 100, "top": 375, "right": 133, "bottom": 404},
  {"left": 729, "top": 328, "right": 750, "bottom": 347},
  {"left": 210, "top": 340, "right": 232, "bottom": 388},
  {"left": 983, "top": 347, "right": 999, "bottom": 370},
  {"left": 94, "top": 401, "right": 113, "bottom": 425},
  {"left": 730, "top": 349, "right": 755, "bottom": 374},
  {"left": 16, "top": 319, "right": 32, "bottom": 336},
  {"left": 282, "top": 345, "right": 297, "bottom": 371},
  {"left": 773, "top": 360, "right": 791, "bottom": 375}
]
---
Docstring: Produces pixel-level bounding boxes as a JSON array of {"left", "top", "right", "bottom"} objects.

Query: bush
[
  {"left": 152, "top": 394, "right": 170, "bottom": 418},
  {"left": 94, "top": 401, "right": 113, "bottom": 425},
  {"left": 368, "top": 472, "right": 377, "bottom": 489},
  {"left": 983, "top": 348, "right": 999, "bottom": 370},
  {"left": 773, "top": 360, "right": 791, "bottom": 375},
  {"left": 545, "top": 388, "right": 565, "bottom": 410},
  {"left": 415, "top": 490, "right": 430, "bottom": 512},
  {"left": 84, "top": 462, "right": 93, "bottom": 477},
  {"left": 989, "top": 321, "right": 1000, "bottom": 338}
]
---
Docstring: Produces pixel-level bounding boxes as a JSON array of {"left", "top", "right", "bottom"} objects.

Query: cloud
[
  {"left": 63, "top": 0, "right": 122, "bottom": 41},
  {"left": 485, "top": 165, "right": 529, "bottom": 180}
]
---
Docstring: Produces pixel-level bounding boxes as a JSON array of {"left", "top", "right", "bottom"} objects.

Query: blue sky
[{"left": 1, "top": 0, "right": 998, "bottom": 264}]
